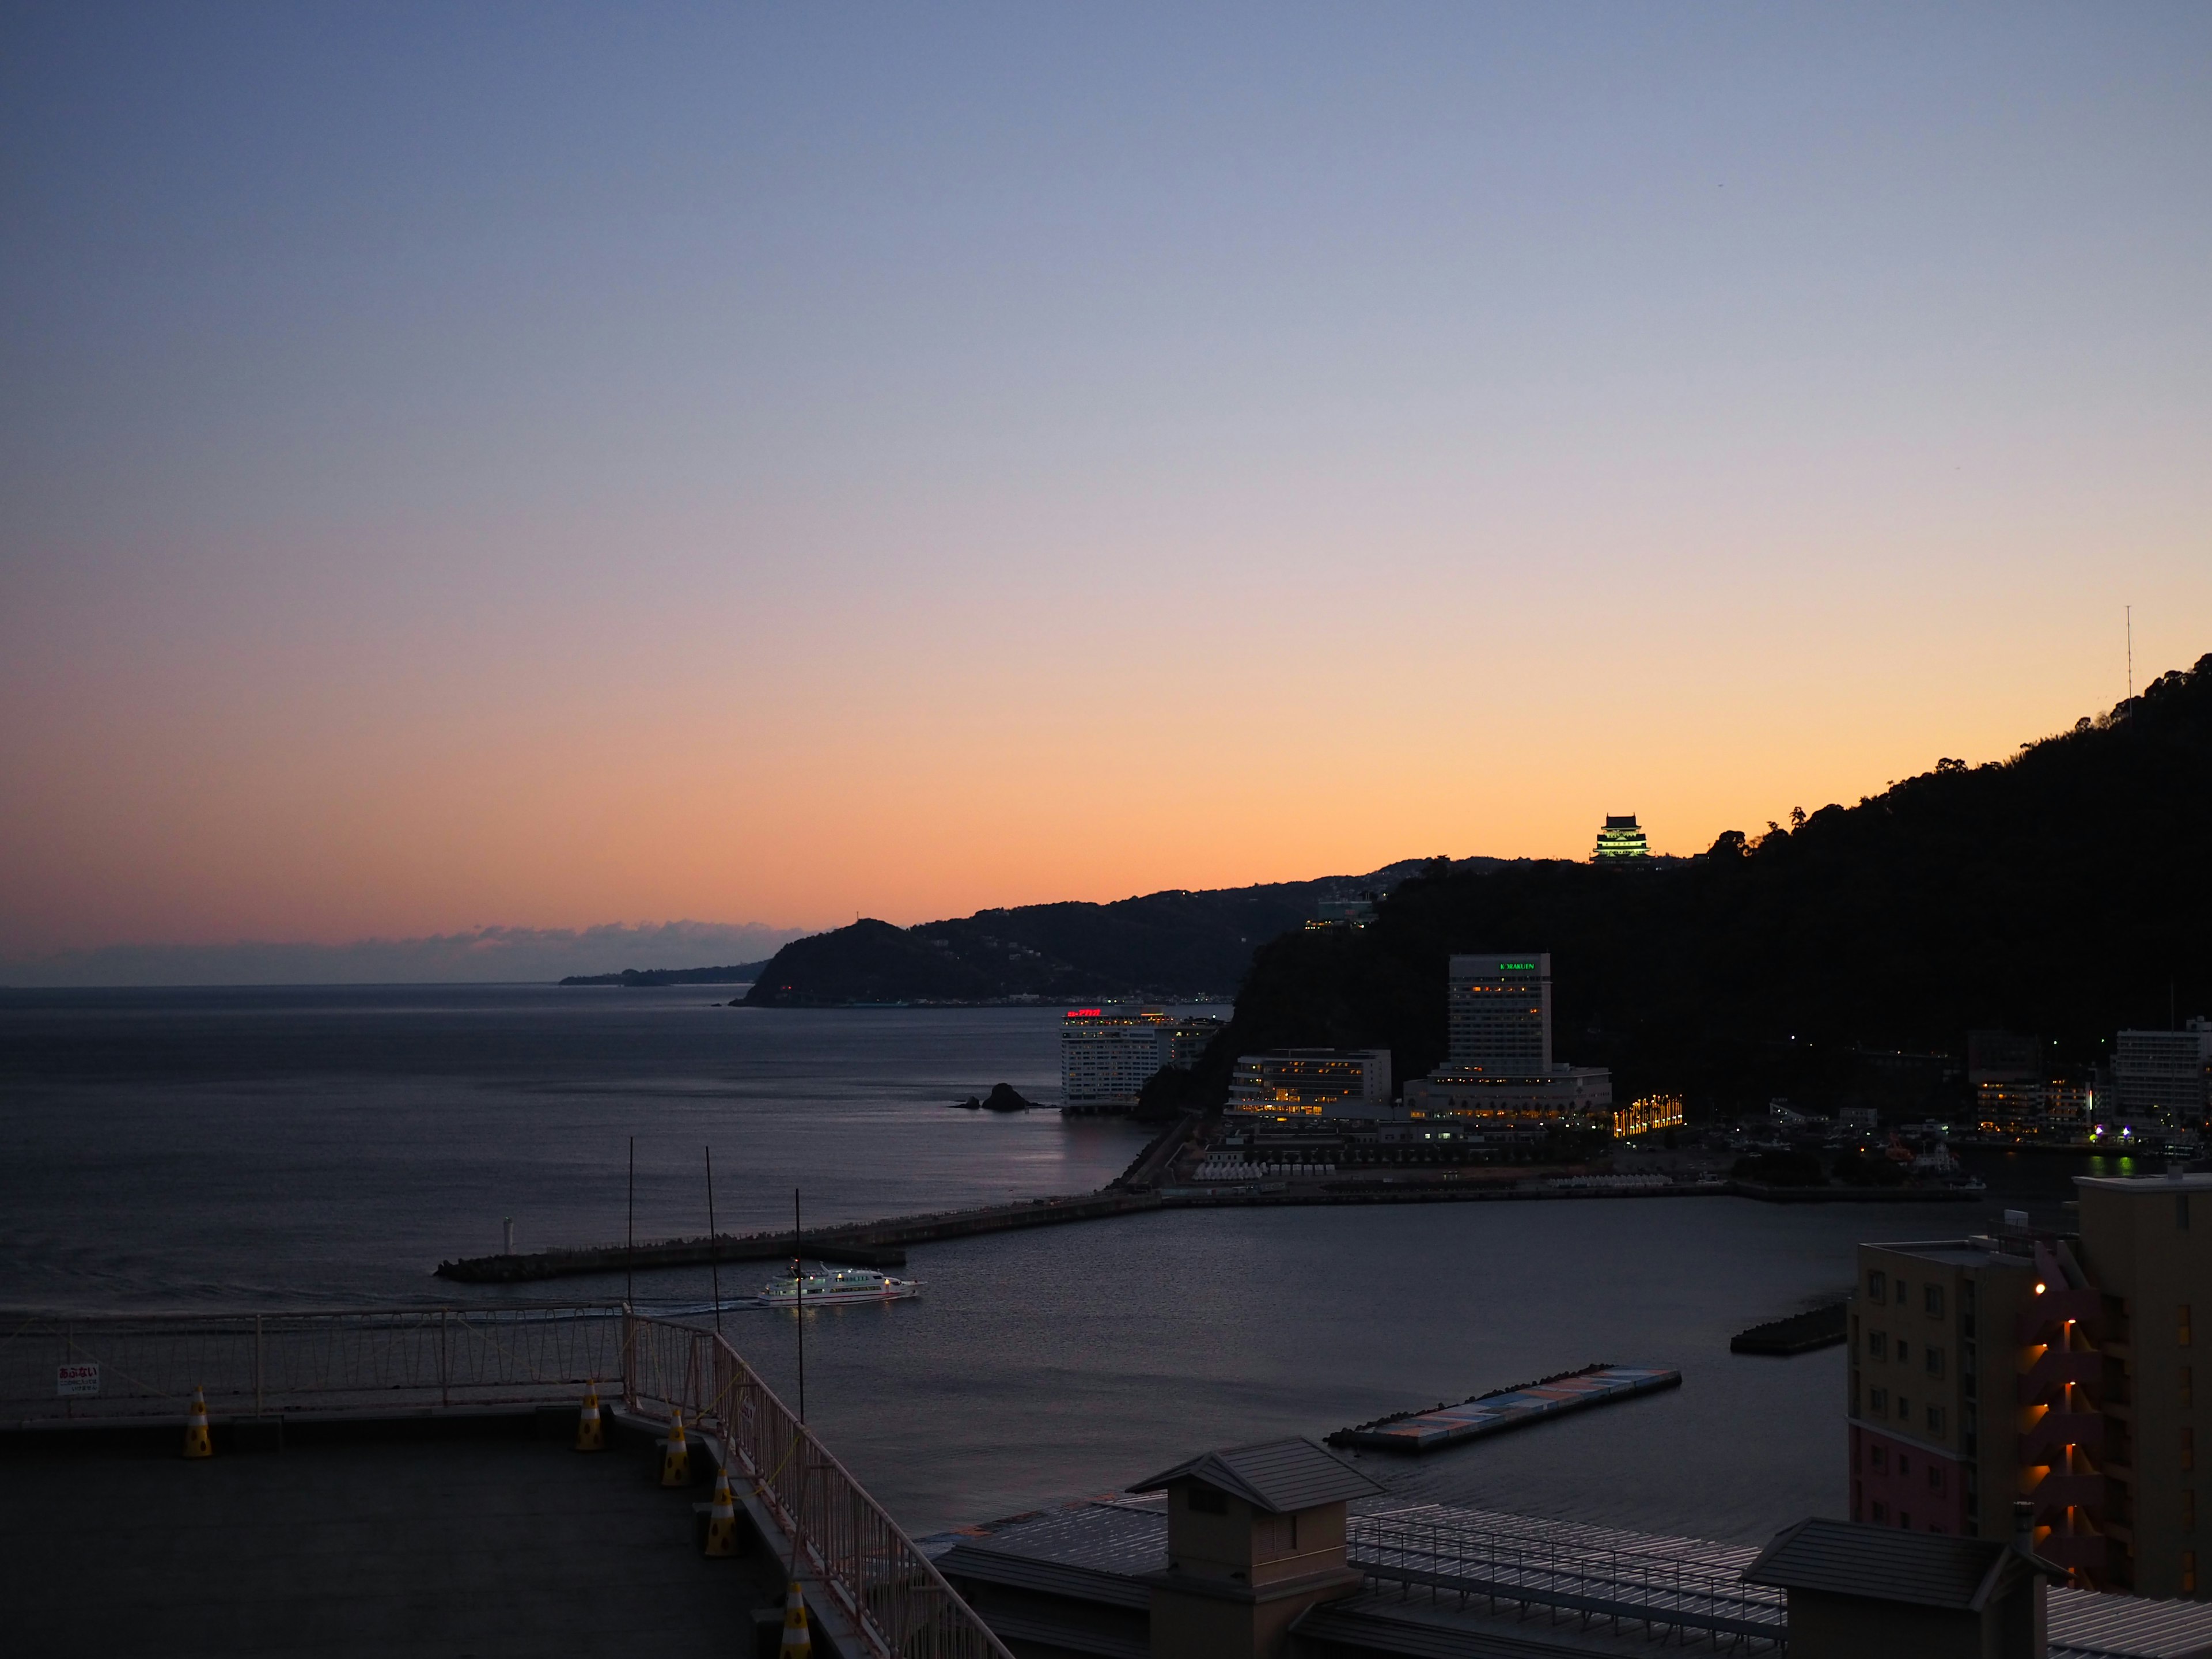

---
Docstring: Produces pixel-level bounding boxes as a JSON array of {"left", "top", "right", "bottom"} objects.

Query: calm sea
[{"left": 0, "top": 984, "right": 2132, "bottom": 1539}]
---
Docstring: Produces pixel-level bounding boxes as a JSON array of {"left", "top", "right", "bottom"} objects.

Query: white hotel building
[{"left": 1060, "top": 1007, "right": 1222, "bottom": 1114}]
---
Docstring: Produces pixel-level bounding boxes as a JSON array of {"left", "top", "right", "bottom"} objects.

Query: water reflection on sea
[{"left": 0, "top": 987, "right": 2120, "bottom": 1541}]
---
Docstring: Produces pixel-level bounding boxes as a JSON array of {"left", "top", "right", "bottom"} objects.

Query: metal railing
[
  {"left": 1, "top": 1305, "right": 628, "bottom": 1421},
  {"left": 1, "top": 1306, "right": 1012, "bottom": 1659},
  {"left": 625, "top": 1316, "right": 1013, "bottom": 1659},
  {"left": 1350, "top": 1511, "right": 1787, "bottom": 1650}
]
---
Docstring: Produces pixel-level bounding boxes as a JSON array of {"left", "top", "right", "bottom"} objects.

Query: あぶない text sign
[{"left": 56, "top": 1363, "right": 100, "bottom": 1397}]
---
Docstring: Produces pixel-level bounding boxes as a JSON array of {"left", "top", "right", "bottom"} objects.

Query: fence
[
  {"left": 1, "top": 1306, "right": 1012, "bottom": 1659},
  {"left": 624, "top": 1316, "right": 1012, "bottom": 1659},
  {"left": 2, "top": 1305, "right": 628, "bottom": 1421},
  {"left": 1350, "top": 1510, "right": 1786, "bottom": 1650}
]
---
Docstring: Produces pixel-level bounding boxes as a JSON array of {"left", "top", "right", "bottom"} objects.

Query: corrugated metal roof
[
  {"left": 967, "top": 1607, "right": 1147, "bottom": 1659},
  {"left": 1742, "top": 1518, "right": 2058, "bottom": 1611},
  {"left": 944, "top": 1502, "right": 1167, "bottom": 1581},
  {"left": 1130, "top": 1435, "right": 1384, "bottom": 1514},
  {"left": 1364, "top": 1505, "right": 1763, "bottom": 1577},
  {"left": 1295, "top": 1594, "right": 1702, "bottom": 1658},
  {"left": 934, "top": 1543, "right": 1154, "bottom": 1611},
  {"left": 2050, "top": 1585, "right": 2212, "bottom": 1659}
]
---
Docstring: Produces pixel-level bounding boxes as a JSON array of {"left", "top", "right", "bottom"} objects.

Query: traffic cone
[
  {"left": 183, "top": 1385, "right": 212, "bottom": 1459},
  {"left": 778, "top": 1580, "right": 811, "bottom": 1657},
  {"left": 659, "top": 1408, "right": 690, "bottom": 1487},
  {"left": 574, "top": 1384, "right": 604, "bottom": 1453},
  {"left": 702, "top": 1463, "right": 738, "bottom": 1556}
]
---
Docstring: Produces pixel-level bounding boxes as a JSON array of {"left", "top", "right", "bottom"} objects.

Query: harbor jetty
[
  {"left": 1328, "top": 1363, "right": 1681, "bottom": 1453},
  {"left": 437, "top": 1188, "right": 1160, "bottom": 1283},
  {"left": 1729, "top": 1301, "right": 1849, "bottom": 1355}
]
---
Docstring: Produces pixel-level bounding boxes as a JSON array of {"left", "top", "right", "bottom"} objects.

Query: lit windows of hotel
[
  {"left": 1591, "top": 815, "right": 1650, "bottom": 861},
  {"left": 1226, "top": 1050, "right": 1391, "bottom": 1117},
  {"left": 1060, "top": 1006, "right": 1220, "bottom": 1114},
  {"left": 1445, "top": 953, "right": 1551, "bottom": 1077},
  {"left": 2115, "top": 1020, "right": 2212, "bottom": 1124},
  {"left": 1404, "top": 952, "right": 1612, "bottom": 1124}
]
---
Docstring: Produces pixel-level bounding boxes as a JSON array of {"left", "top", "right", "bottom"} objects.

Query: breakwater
[
  {"left": 435, "top": 1189, "right": 1162, "bottom": 1283},
  {"left": 437, "top": 1171, "right": 1983, "bottom": 1283},
  {"left": 1730, "top": 1302, "right": 1849, "bottom": 1355}
]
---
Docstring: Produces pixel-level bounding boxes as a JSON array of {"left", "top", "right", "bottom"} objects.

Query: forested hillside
[
  {"left": 1156, "top": 654, "right": 2212, "bottom": 1119},
  {"left": 740, "top": 861, "right": 1460, "bottom": 1005}
]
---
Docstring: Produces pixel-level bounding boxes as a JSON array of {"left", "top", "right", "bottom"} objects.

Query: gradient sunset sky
[{"left": 3, "top": 3, "right": 2208, "bottom": 962}]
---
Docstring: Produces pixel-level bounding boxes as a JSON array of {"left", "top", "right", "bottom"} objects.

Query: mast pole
[
  {"left": 794, "top": 1186, "right": 805, "bottom": 1424},
  {"left": 706, "top": 1143, "right": 722, "bottom": 1339}
]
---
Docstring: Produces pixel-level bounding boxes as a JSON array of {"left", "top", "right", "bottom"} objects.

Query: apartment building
[{"left": 1849, "top": 1171, "right": 2212, "bottom": 1597}]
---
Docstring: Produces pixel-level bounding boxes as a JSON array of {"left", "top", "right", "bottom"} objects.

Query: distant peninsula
[
  {"left": 558, "top": 960, "right": 771, "bottom": 987},
  {"left": 738, "top": 860, "right": 1499, "bottom": 1007}
]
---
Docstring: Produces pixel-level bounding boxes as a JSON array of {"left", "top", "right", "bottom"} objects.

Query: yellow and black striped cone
[
  {"left": 702, "top": 1464, "right": 738, "bottom": 1556},
  {"left": 778, "top": 1580, "right": 811, "bottom": 1657},
  {"left": 574, "top": 1384, "right": 604, "bottom": 1453},
  {"left": 659, "top": 1408, "right": 690, "bottom": 1487},
  {"left": 183, "top": 1385, "right": 212, "bottom": 1459}
]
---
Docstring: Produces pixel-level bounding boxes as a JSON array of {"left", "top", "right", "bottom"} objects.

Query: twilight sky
[{"left": 3, "top": 3, "right": 2209, "bottom": 968}]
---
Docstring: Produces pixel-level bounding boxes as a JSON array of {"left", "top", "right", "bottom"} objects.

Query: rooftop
[
  {"left": 2, "top": 1412, "right": 772, "bottom": 1656},
  {"left": 1863, "top": 1238, "right": 2040, "bottom": 1268},
  {"left": 934, "top": 1495, "right": 2212, "bottom": 1659},
  {"left": 2077, "top": 1173, "right": 2212, "bottom": 1193},
  {"left": 1130, "top": 1435, "right": 1382, "bottom": 1514},
  {"left": 1742, "top": 1517, "right": 2060, "bottom": 1612}
]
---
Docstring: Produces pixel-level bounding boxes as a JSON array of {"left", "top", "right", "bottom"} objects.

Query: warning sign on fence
[{"left": 56, "top": 1363, "right": 100, "bottom": 1398}]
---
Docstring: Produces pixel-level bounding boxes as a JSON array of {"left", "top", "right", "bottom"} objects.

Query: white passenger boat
[{"left": 753, "top": 1263, "right": 922, "bottom": 1306}]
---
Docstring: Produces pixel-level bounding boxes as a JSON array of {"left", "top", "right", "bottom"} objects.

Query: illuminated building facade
[
  {"left": 1060, "top": 1007, "right": 1217, "bottom": 1113},
  {"left": 1226, "top": 1049, "right": 1391, "bottom": 1116},
  {"left": 1612, "top": 1094, "right": 1684, "bottom": 1138},
  {"left": 1404, "top": 952, "right": 1612, "bottom": 1125},
  {"left": 1445, "top": 954, "right": 1551, "bottom": 1076},
  {"left": 1592, "top": 815, "right": 1650, "bottom": 860},
  {"left": 1850, "top": 1173, "right": 2212, "bottom": 1597},
  {"left": 1972, "top": 1079, "right": 2099, "bottom": 1140}
]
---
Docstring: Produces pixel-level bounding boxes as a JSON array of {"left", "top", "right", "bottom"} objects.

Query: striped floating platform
[{"left": 1327, "top": 1363, "right": 1681, "bottom": 1454}]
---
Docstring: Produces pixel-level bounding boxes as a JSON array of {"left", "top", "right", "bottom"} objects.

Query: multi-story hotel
[
  {"left": 1972, "top": 1079, "right": 2100, "bottom": 1140},
  {"left": 1060, "top": 1006, "right": 1220, "bottom": 1113},
  {"left": 1402, "top": 953, "right": 1613, "bottom": 1124},
  {"left": 2115, "top": 1022, "right": 2212, "bottom": 1124},
  {"left": 1849, "top": 1171, "right": 2212, "bottom": 1597},
  {"left": 1226, "top": 1049, "right": 1391, "bottom": 1116}
]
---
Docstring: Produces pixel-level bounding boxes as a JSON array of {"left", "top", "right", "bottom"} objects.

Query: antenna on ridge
[{"left": 2126, "top": 604, "right": 2134, "bottom": 709}]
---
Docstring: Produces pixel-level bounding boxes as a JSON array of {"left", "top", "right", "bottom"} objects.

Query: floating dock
[
  {"left": 1729, "top": 1302, "right": 1848, "bottom": 1355},
  {"left": 1328, "top": 1363, "right": 1681, "bottom": 1453}
]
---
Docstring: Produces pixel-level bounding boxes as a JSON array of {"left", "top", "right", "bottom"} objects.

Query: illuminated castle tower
[{"left": 1593, "top": 815, "right": 1649, "bottom": 860}]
